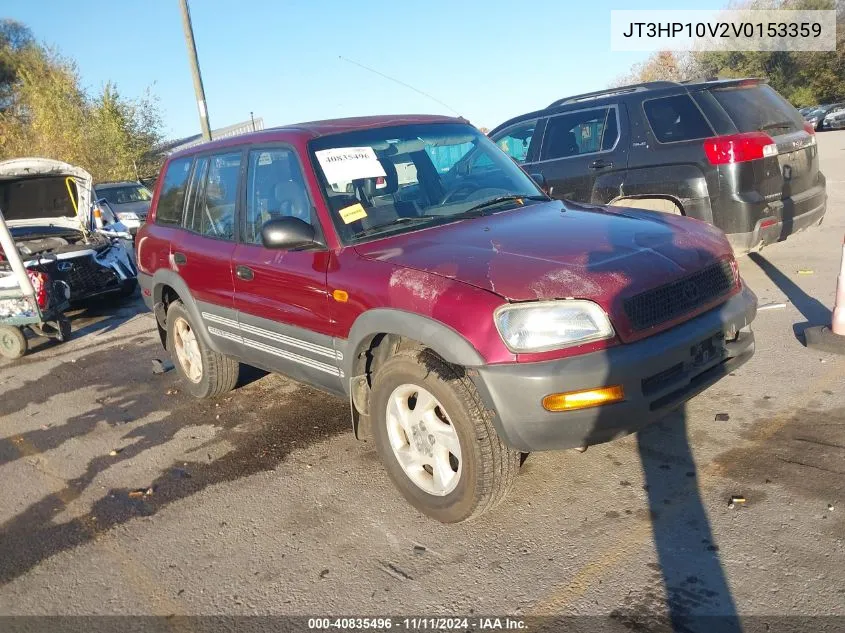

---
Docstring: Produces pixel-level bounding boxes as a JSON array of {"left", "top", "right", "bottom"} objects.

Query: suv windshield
[
  {"left": 309, "top": 122, "right": 545, "bottom": 243},
  {"left": 96, "top": 184, "right": 152, "bottom": 205},
  {"left": 708, "top": 84, "right": 804, "bottom": 135}
]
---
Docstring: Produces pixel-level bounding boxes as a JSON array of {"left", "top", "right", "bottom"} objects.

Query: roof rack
[{"left": 547, "top": 81, "right": 683, "bottom": 108}]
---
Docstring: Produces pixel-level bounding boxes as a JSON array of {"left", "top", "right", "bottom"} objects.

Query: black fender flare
[
  {"left": 342, "top": 309, "right": 487, "bottom": 380},
  {"left": 150, "top": 269, "right": 220, "bottom": 352}
]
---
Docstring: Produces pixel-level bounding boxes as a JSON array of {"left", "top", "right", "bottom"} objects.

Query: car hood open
[
  {"left": 355, "top": 200, "right": 736, "bottom": 341},
  {"left": 0, "top": 158, "right": 93, "bottom": 231}
]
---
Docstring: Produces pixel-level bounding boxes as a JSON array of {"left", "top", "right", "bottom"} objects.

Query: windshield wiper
[
  {"left": 350, "top": 195, "right": 548, "bottom": 240},
  {"left": 760, "top": 121, "right": 793, "bottom": 132},
  {"left": 464, "top": 194, "right": 548, "bottom": 215},
  {"left": 350, "top": 215, "right": 439, "bottom": 240}
]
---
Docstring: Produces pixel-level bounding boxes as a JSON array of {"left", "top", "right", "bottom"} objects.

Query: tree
[
  {"left": 614, "top": 0, "right": 845, "bottom": 106},
  {"left": 612, "top": 51, "right": 703, "bottom": 86},
  {"left": 0, "top": 19, "right": 35, "bottom": 112},
  {"left": 0, "top": 21, "right": 163, "bottom": 182}
]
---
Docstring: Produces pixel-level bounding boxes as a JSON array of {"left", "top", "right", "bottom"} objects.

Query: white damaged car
[{"left": 0, "top": 158, "right": 137, "bottom": 302}]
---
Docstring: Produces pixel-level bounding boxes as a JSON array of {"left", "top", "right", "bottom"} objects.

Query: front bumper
[
  {"left": 115, "top": 218, "right": 143, "bottom": 235},
  {"left": 31, "top": 241, "right": 138, "bottom": 302},
  {"left": 472, "top": 286, "right": 757, "bottom": 452}
]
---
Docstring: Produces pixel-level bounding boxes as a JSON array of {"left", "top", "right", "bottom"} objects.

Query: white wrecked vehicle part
[{"left": 0, "top": 158, "right": 137, "bottom": 301}]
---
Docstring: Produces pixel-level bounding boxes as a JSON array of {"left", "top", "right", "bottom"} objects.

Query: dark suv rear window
[
  {"left": 708, "top": 84, "right": 804, "bottom": 135},
  {"left": 643, "top": 95, "right": 713, "bottom": 143},
  {"left": 155, "top": 157, "right": 192, "bottom": 225}
]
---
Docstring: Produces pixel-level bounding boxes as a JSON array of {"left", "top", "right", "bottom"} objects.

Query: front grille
[
  {"left": 55, "top": 256, "right": 120, "bottom": 299},
  {"left": 624, "top": 260, "right": 735, "bottom": 331}
]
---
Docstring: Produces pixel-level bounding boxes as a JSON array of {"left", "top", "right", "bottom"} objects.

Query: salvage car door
[
  {"left": 172, "top": 151, "right": 242, "bottom": 356},
  {"left": 537, "top": 104, "right": 628, "bottom": 203},
  {"left": 231, "top": 146, "right": 340, "bottom": 394}
]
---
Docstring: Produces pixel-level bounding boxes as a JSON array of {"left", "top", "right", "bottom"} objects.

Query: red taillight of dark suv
[{"left": 703, "top": 131, "right": 779, "bottom": 165}]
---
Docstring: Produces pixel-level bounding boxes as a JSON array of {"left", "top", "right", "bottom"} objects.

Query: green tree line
[
  {"left": 0, "top": 19, "right": 164, "bottom": 182},
  {"left": 613, "top": 0, "right": 845, "bottom": 107}
]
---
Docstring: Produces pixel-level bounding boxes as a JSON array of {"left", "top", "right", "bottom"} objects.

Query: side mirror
[
  {"left": 529, "top": 172, "right": 546, "bottom": 188},
  {"left": 261, "top": 217, "right": 317, "bottom": 250},
  {"left": 528, "top": 171, "right": 549, "bottom": 195}
]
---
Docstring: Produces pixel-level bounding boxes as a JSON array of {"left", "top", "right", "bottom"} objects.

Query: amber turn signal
[{"left": 542, "top": 385, "right": 625, "bottom": 412}]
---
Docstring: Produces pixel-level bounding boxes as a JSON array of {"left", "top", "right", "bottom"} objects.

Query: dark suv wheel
[
  {"left": 166, "top": 300, "right": 239, "bottom": 398},
  {"left": 370, "top": 348, "right": 520, "bottom": 522}
]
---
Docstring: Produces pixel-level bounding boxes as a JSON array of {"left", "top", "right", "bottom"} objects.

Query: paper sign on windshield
[
  {"left": 338, "top": 202, "right": 368, "bottom": 224},
  {"left": 315, "top": 147, "right": 386, "bottom": 184}
]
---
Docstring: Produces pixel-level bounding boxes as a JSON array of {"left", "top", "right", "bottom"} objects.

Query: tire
[
  {"left": 166, "top": 300, "right": 239, "bottom": 398},
  {"left": 0, "top": 326, "right": 28, "bottom": 360},
  {"left": 117, "top": 279, "right": 138, "bottom": 299},
  {"left": 56, "top": 315, "right": 72, "bottom": 343},
  {"left": 370, "top": 348, "right": 520, "bottom": 523}
]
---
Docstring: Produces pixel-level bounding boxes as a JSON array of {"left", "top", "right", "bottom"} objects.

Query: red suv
[{"left": 136, "top": 115, "right": 757, "bottom": 522}]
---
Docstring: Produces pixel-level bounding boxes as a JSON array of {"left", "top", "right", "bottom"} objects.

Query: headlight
[
  {"left": 494, "top": 300, "right": 615, "bottom": 353},
  {"left": 117, "top": 212, "right": 139, "bottom": 221}
]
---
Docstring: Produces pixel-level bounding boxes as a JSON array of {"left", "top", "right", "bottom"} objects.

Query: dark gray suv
[{"left": 488, "top": 78, "right": 826, "bottom": 254}]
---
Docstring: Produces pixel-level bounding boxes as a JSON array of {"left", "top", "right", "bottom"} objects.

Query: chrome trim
[
  {"left": 241, "top": 338, "right": 342, "bottom": 377},
  {"left": 202, "top": 311, "right": 343, "bottom": 362}
]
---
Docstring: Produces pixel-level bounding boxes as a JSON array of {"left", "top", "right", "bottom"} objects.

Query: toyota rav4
[{"left": 136, "top": 115, "right": 757, "bottom": 522}]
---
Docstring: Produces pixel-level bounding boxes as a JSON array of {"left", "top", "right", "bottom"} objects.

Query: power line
[{"left": 338, "top": 56, "right": 462, "bottom": 117}]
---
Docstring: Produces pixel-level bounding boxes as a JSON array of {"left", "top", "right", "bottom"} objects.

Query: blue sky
[{"left": 5, "top": 0, "right": 724, "bottom": 140}]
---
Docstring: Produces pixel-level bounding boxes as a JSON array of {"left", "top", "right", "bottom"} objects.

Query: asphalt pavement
[{"left": 1, "top": 132, "right": 844, "bottom": 626}]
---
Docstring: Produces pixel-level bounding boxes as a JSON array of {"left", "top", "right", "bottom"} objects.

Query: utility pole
[{"left": 178, "top": 0, "right": 212, "bottom": 141}]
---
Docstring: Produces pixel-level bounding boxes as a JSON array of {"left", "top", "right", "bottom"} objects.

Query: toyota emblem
[{"left": 682, "top": 282, "right": 699, "bottom": 302}]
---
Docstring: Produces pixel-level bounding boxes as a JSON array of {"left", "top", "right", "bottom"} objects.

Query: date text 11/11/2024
[{"left": 307, "top": 617, "right": 527, "bottom": 630}]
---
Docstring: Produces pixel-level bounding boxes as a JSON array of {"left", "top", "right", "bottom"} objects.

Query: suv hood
[
  {"left": 355, "top": 200, "right": 736, "bottom": 340},
  {"left": 0, "top": 158, "right": 92, "bottom": 230}
]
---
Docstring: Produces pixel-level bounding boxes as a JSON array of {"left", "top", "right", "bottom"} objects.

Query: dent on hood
[
  {"left": 528, "top": 267, "right": 602, "bottom": 299},
  {"left": 388, "top": 267, "right": 449, "bottom": 307}
]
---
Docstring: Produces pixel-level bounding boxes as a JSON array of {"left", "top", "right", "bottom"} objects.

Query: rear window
[
  {"left": 155, "top": 157, "right": 192, "bottom": 225},
  {"left": 643, "top": 95, "right": 713, "bottom": 143},
  {"left": 708, "top": 84, "right": 804, "bottom": 135}
]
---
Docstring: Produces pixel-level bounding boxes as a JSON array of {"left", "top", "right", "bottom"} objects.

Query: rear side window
[
  {"left": 197, "top": 152, "right": 242, "bottom": 240},
  {"left": 643, "top": 95, "right": 712, "bottom": 143},
  {"left": 708, "top": 84, "right": 804, "bottom": 135},
  {"left": 183, "top": 157, "right": 209, "bottom": 233},
  {"left": 541, "top": 108, "right": 617, "bottom": 160},
  {"left": 155, "top": 157, "right": 192, "bottom": 225}
]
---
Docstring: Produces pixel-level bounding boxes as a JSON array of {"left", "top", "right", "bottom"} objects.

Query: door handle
[
  {"left": 235, "top": 265, "right": 254, "bottom": 281},
  {"left": 172, "top": 252, "right": 187, "bottom": 265},
  {"left": 589, "top": 159, "right": 613, "bottom": 170}
]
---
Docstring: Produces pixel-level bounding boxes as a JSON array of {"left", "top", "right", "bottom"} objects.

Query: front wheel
[
  {"left": 166, "top": 300, "right": 239, "bottom": 398},
  {"left": 371, "top": 349, "right": 520, "bottom": 523},
  {"left": 0, "top": 326, "right": 28, "bottom": 360},
  {"left": 117, "top": 279, "right": 138, "bottom": 299}
]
